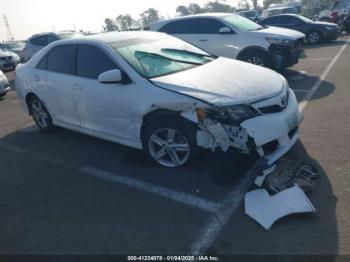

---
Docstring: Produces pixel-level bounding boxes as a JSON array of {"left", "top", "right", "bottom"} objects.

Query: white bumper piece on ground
[{"left": 245, "top": 185, "right": 316, "bottom": 230}]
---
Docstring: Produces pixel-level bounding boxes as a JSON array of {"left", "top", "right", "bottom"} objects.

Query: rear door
[
  {"left": 74, "top": 44, "right": 137, "bottom": 141},
  {"left": 43, "top": 44, "right": 81, "bottom": 126}
]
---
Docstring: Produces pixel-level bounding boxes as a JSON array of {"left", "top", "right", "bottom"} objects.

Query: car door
[
  {"left": 161, "top": 18, "right": 235, "bottom": 58},
  {"left": 278, "top": 16, "right": 304, "bottom": 32},
  {"left": 42, "top": 44, "right": 81, "bottom": 127},
  {"left": 74, "top": 44, "right": 137, "bottom": 141}
]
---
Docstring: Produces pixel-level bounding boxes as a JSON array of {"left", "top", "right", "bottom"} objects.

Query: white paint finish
[
  {"left": 80, "top": 166, "right": 223, "bottom": 213},
  {"left": 241, "top": 89, "right": 299, "bottom": 147},
  {"left": 299, "top": 37, "right": 350, "bottom": 112},
  {"left": 153, "top": 57, "right": 285, "bottom": 106},
  {"left": 245, "top": 185, "right": 316, "bottom": 230}
]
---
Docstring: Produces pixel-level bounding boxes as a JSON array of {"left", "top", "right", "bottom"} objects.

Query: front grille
[
  {"left": 0, "top": 56, "right": 12, "bottom": 61},
  {"left": 258, "top": 105, "right": 284, "bottom": 114}
]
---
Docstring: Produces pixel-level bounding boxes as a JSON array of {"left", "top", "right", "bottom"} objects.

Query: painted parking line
[
  {"left": 80, "top": 166, "right": 223, "bottom": 213},
  {"left": 299, "top": 37, "right": 350, "bottom": 112},
  {"left": 0, "top": 141, "right": 222, "bottom": 213},
  {"left": 190, "top": 38, "right": 350, "bottom": 255}
]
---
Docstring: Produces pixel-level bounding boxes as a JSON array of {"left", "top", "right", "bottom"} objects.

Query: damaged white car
[{"left": 15, "top": 31, "right": 301, "bottom": 168}]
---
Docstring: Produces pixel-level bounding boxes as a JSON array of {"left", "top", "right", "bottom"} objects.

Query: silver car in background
[
  {"left": 0, "top": 49, "right": 20, "bottom": 71},
  {"left": 0, "top": 70, "right": 10, "bottom": 97},
  {"left": 23, "top": 31, "right": 83, "bottom": 62}
]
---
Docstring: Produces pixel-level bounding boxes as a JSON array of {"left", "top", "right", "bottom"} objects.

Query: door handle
[
  {"left": 34, "top": 76, "right": 40, "bottom": 82},
  {"left": 199, "top": 39, "right": 208, "bottom": 42},
  {"left": 73, "top": 84, "right": 82, "bottom": 91}
]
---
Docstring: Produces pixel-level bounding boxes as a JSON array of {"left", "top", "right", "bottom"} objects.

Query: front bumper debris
[{"left": 269, "top": 40, "right": 303, "bottom": 69}]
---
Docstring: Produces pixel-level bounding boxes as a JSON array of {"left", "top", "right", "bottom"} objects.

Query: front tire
[
  {"left": 307, "top": 31, "right": 322, "bottom": 44},
  {"left": 239, "top": 50, "right": 272, "bottom": 68},
  {"left": 142, "top": 118, "right": 197, "bottom": 168},
  {"left": 29, "top": 96, "right": 54, "bottom": 132}
]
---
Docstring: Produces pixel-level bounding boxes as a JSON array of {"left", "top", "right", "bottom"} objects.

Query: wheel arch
[
  {"left": 236, "top": 45, "right": 271, "bottom": 60},
  {"left": 25, "top": 92, "right": 38, "bottom": 115}
]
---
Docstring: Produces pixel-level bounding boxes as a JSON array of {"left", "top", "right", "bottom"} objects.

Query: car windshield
[
  {"left": 222, "top": 14, "right": 262, "bottom": 31},
  {"left": 110, "top": 34, "right": 214, "bottom": 79},
  {"left": 240, "top": 11, "right": 257, "bottom": 17}
]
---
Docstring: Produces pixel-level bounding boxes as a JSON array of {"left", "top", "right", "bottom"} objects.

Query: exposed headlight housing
[
  {"left": 266, "top": 37, "right": 294, "bottom": 45},
  {"left": 197, "top": 105, "right": 260, "bottom": 124}
]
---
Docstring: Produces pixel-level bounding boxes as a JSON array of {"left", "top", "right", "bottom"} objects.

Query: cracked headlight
[
  {"left": 266, "top": 37, "right": 294, "bottom": 45},
  {"left": 197, "top": 105, "right": 260, "bottom": 124}
]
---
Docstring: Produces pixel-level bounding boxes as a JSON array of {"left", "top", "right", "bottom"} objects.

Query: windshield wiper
[
  {"left": 135, "top": 51, "right": 205, "bottom": 65},
  {"left": 161, "top": 48, "right": 215, "bottom": 59}
]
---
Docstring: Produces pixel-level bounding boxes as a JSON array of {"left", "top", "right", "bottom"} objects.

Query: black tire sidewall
[
  {"left": 142, "top": 117, "right": 198, "bottom": 167},
  {"left": 307, "top": 31, "right": 321, "bottom": 44},
  {"left": 30, "top": 96, "right": 54, "bottom": 131},
  {"left": 242, "top": 51, "right": 272, "bottom": 68}
]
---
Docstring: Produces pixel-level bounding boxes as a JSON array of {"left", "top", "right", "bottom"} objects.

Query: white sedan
[{"left": 15, "top": 31, "right": 301, "bottom": 168}]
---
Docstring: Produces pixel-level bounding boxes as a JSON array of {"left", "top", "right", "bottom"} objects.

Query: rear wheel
[
  {"left": 29, "top": 96, "right": 54, "bottom": 131},
  {"left": 240, "top": 50, "right": 272, "bottom": 68},
  {"left": 142, "top": 118, "right": 197, "bottom": 168}
]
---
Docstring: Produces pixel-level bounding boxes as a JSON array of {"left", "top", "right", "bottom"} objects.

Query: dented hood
[{"left": 151, "top": 57, "right": 285, "bottom": 106}]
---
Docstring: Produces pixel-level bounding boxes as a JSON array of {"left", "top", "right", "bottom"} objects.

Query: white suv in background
[
  {"left": 149, "top": 13, "right": 305, "bottom": 70},
  {"left": 23, "top": 31, "right": 83, "bottom": 62}
]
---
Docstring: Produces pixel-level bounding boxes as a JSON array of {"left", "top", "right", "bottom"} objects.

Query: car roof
[
  {"left": 29, "top": 30, "right": 78, "bottom": 39},
  {"left": 150, "top": 13, "right": 236, "bottom": 28},
  {"left": 51, "top": 31, "right": 165, "bottom": 45}
]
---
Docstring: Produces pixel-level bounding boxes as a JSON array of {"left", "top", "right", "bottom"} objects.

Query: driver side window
[{"left": 76, "top": 45, "right": 119, "bottom": 79}]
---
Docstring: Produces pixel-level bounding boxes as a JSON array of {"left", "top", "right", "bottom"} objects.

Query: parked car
[
  {"left": 332, "top": 0, "right": 350, "bottom": 15},
  {"left": 148, "top": 13, "right": 305, "bottom": 70},
  {"left": 15, "top": 31, "right": 301, "bottom": 168},
  {"left": 0, "top": 48, "right": 21, "bottom": 71},
  {"left": 23, "top": 31, "right": 83, "bottom": 62},
  {"left": 238, "top": 10, "right": 259, "bottom": 22},
  {"left": 0, "top": 70, "right": 10, "bottom": 97},
  {"left": 0, "top": 41, "right": 26, "bottom": 61},
  {"left": 261, "top": 7, "right": 298, "bottom": 20},
  {"left": 260, "top": 14, "right": 340, "bottom": 44}
]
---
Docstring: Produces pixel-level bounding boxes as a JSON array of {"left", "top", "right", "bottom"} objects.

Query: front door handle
[
  {"left": 34, "top": 76, "right": 40, "bottom": 82},
  {"left": 73, "top": 84, "right": 82, "bottom": 91},
  {"left": 199, "top": 39, "right": 208, "bottom": 42}
]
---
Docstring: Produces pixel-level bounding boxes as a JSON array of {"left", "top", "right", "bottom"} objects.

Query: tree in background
[
  {"left": 204, "top": 0, "right": 236, "bottom": 12},
  {"left": 237, "top": 0, "right": 250, "bottom": 10},
  {"left": 251, "top": 0, "right": 258, "bottom": 10},
  {"left": 140, "top": 8, "right": 161, "bottom": 27},
  {"left": 176, "top": 5, "right": 191, "bottom": 16},
  {"left": 103, "top": 18, "right": 118, "bottom": 32},
  {"left": 116, "top": 14, "right": 135, "bottom": 31},
  {"left": 188, "top": 3, "right": 205, "bottom": 14}
]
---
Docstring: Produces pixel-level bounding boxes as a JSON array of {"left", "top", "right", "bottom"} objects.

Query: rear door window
[
  {"left": 30, "top": 36, "right": 48, "bottom": 46},
  {"left": 47, "top": 45, "right": 76, "bottom": 74},
  {"left": 160, "top": 19, "right": 200, "bottom": 34},
  {"left": 198, "top": 18, "right": 227, "bottom": 34},
  {"left": 76, "top": 44, "right": 118, "bottom": 79}
]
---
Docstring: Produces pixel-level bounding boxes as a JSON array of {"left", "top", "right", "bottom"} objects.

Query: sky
[{"left": 0, "top": 0, "right": 248, "bottom": 41}]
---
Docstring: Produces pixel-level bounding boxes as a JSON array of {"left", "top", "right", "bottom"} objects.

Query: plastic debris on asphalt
[
  {"left": 245, "top": 185, "right": 316, "bottom": 230},
  {"left": 246, "top": 159, "right": 319, "bottom": 230}
]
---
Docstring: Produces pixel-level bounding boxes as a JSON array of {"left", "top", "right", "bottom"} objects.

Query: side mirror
[
  {"left": 98, "top": 69, "right": 123, "bottom": 84},
  {"left": 219, "top": 27, "right": 232, "bottom": 34}
]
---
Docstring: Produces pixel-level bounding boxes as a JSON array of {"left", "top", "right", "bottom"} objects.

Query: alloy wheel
[
  {"left": 31, "top": 99, "right": 49, "bottom": 128},
  {"left": 148, "top": 128, "right": 190, "bottom": 168},
  {"left": 246, "top": 56, "right": 265, "bottom": 66},
  {"left": 308, "top": 32, "right": 320, "bottom": 44}
]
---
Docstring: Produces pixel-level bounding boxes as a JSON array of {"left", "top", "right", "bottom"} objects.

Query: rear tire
[
  {"left": 239, "top": 50, "right": 272, "bottom": 68},
  {"left": 29, "top": 96, "right": 54, "bottom": 132},
  {"left": 142, "top": 118, "right": 198, "bottom": 168}
]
